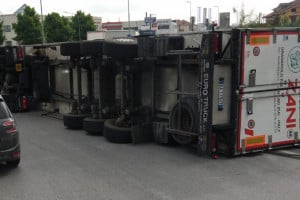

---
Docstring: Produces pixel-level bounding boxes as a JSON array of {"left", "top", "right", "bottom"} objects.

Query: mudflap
[{"left": 131, "top": 123, "right": 153, "bottom": 144}]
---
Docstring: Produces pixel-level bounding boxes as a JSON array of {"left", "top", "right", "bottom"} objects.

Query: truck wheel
[
  {"left": 6, "top": 159, "right": 20, "bottom": 168},
  {"left": 60, "top": 42, "right": 82, "bottom": 57},
  {"left": 80, "top": 40, "right": 104, "bottom": 56},
  {"left": 103, "top": 119, "right": 132, "bottom": 143},
  {"left": 169, "top": 98, "right": 198, "bottom": 145},
  {"left": 103, "top": 38, "right": 137, "bottom": 60},
  {"left": 82, "top": 117, "right": 105, "bottom": 135},
  {"left": 63, "top": 113, "right": 89, "bottom": 129},
  {"left": 5, "top": 73, "right": 16, "bottom": 85}
]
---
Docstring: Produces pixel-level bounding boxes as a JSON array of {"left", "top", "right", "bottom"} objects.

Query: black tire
[
  {"left": 103, "top": 38, "right": 138, "bottom": 60},
  {"left": 169, "top": 98, "right": 198, "bottom": 145},
  {"left": 63, "top": 113, "right": 89, "bottom": 129},
  {"left": 60, "top": 42, "right": 82, "bottom": 57},
  {"left": 81, "top": 40, "right": 104, "bottom": 56},
  {"left": 5, "top": 73, "right": 16, "bottom": 85},
  {"left": 103, "top": 119, "right": 132, "bottom": 143},
  {"left": 82, "top": 117, "right": 105, "bottom": 135},
  {"left": 0, "top": 55, "right": 6, "bottom": 66},
  {"left": 6, "top": 159, "right": 20, "bottom": 168}
]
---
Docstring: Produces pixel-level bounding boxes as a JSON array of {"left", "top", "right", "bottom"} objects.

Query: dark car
[{"left": 0, "top": 95, "right": 20, "bottom": 167}]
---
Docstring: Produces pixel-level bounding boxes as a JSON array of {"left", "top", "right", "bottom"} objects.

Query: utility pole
[
  {"left": 185, "top": 1, "right": 192, "bottom": 31},
  {"left": 40, "top": 0, "right": 46, "bottom": 44},
  {"left": 128, "top": 0, "right": 131, "bottom": 37}
]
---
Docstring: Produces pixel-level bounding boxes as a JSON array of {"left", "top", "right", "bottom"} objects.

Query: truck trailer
[
  {"left": 129, "top": 28, "right": 300, "bottom": 156},
  {"left": 4, "top": 27, "right": 299, "bottom": 157}
]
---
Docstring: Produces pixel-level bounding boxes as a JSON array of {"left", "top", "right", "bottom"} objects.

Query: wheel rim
[{"left": 170, "top": 104, "right": 195, "bottom": 145}]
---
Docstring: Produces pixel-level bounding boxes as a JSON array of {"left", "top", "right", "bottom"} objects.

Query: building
[
  {"left": 1, "top": 14, "right": 18, "bottom": 46},
  {"left": 1, "top": 4, "right": 102, "bottom": 46},
  {"left": 264, "top": 0, "right": 300, "bottom": 24},
  {"left": 103, "top": 19, "right": 189, "bottom": 35}
]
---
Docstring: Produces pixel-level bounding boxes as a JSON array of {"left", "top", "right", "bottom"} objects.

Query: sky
[{"left": 0, "top": 0, "right": 293, "bottom": 23}]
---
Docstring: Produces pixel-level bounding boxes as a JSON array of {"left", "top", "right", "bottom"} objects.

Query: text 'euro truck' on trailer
[{"left": 236, "top": 29, "right": 300, "bottom": 153}]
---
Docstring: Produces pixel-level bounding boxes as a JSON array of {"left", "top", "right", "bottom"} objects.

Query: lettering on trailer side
[
  {"left": 286, "top": 79, "right": 298, "bottom": 129},
  {"left": 274, "top": 47, "right": 285, "bottom": 134},
  {"left": 198, "top": 61, "right": 211, "bottom": 131}
]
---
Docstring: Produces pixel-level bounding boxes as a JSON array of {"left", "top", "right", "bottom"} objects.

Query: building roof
[
  {"left": 14, "top": 4, "right": 27, "bottom": 15},
  {"left": 264, "top": 0, "right": 300, "bottom": 19}
]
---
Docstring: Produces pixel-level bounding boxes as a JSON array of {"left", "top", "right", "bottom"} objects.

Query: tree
[
  {"left": 238, "top": 3, "right": 254, "bottom": 27},
  {"left": 44, "top": 13, "right": 73, "bottom": 43},
  {"left": 12, "top": 6, "right": 42, "bottom": 44},
  {"left": 279, "top": 15, "right": 290, "bottom": 27},
  {"left": 291, "top": 18, "right": 300, "bottom": 27},
  {"left": 0, "top": 21, "right": 5, "bottom": 45},
  {"left": 71, "top": 11, "right": 96, "bottom": 41}
]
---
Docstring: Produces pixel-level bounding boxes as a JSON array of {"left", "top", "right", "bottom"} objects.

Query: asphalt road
[{"left": 0, "top": 112, "right": 299, "bottom": 200}]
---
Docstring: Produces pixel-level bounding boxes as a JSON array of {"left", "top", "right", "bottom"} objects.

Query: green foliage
[
  {"left": 238, "top": 3, "right": 254, "bottom": 27},
  {"left": 12, "top": 6, "right": 42, "bottom": 44},
  {"left": 44, "top": 13, "right": 74, "bottom": 43},
  {"left": 279, "top": 15, "right": 290, "bottom": 27},
  {"left": 0, "top": 21, "right": 5, "bottom": 45},
  {"left": 291, "top": 18, "right": 300, "bottom": 27},
  {"left": 270, "top": 15, "right": 300, "bottom": 27},
  {"left": 71, "top": 11, "right": 96, "bottom": 41},
  {"left": 272, "top": 15, "right": 281, "bottom": 26},
  {"left": 246, "top": 22, "right": 271, "bottom": 28}
]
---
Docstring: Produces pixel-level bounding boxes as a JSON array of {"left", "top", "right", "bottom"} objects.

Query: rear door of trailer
[{"left": 237, "top": 29, "right": 300, "bottom": 153}]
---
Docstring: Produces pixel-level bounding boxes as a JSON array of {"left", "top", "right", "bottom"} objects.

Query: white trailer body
[{"left": 238, "top": 31, "right": 300, "bottom": 152}]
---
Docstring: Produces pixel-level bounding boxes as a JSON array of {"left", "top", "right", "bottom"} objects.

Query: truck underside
[{"left": 1, "top": 28, "right": 299, "bottom": 157}]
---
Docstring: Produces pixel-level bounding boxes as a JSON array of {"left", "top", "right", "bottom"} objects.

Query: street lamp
[
  {"left": 40, "top": 0, "right": 46, "bottom": 44},
  {"left": 128, "top": 0, "right": 131, "bottom": 37},
  {"left": 185, "top": 0, "right": 192, "bottom": 31},
  {"left": 185, "top": 1, "right": 191, "bottom": 20},
  {"left": 64, "top": 11, "right": 81, "bottom": 41}
]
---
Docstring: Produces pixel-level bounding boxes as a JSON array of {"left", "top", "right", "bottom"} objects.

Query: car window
[{"left": 0, "top": 100, "right": 11, "bottom": 119}]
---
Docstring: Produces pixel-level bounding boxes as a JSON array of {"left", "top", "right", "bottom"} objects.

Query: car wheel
[
  {"left": 6, "top": 159, "right": 20, "bottom": 168},
  {"left": 63, "top": 113, "right": 89, "bottom": 129},
  {"left": 103, "top": 119, "right": 132, "bottom": 143},
  {"left": 82, "top": 117, "right": 105, "bottom": 135}
]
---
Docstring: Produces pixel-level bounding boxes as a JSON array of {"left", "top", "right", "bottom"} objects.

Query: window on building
[
  {"left": 291, "top": 8, "right": 296, "bottom": 12},
  {"left": 123, "top": 27, "right": 138, "bottom": 30},
  {"left": 5, "top": 41, "right": 12, "bottom": 46},
  {"left": 3, "top": 25, "right": 11, "bottom": 32},
  {"left": 158, "top": 24, "right": 170, "bottom": 30}
]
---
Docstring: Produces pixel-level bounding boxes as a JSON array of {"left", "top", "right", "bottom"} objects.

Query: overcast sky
[{"left": 0, "top": 0, "right": 292, "bottom": 22}]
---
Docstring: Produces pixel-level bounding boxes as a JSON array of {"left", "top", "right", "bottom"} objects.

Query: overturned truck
[
  {"left": 101, "top": 28, "right": 300, "bottom": 156},
  {"left": 135, "top": 29, "right": 300, "bottom": 155},
  {"left": 27, "top": 28, "right": 300, "bottom": 157}
]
